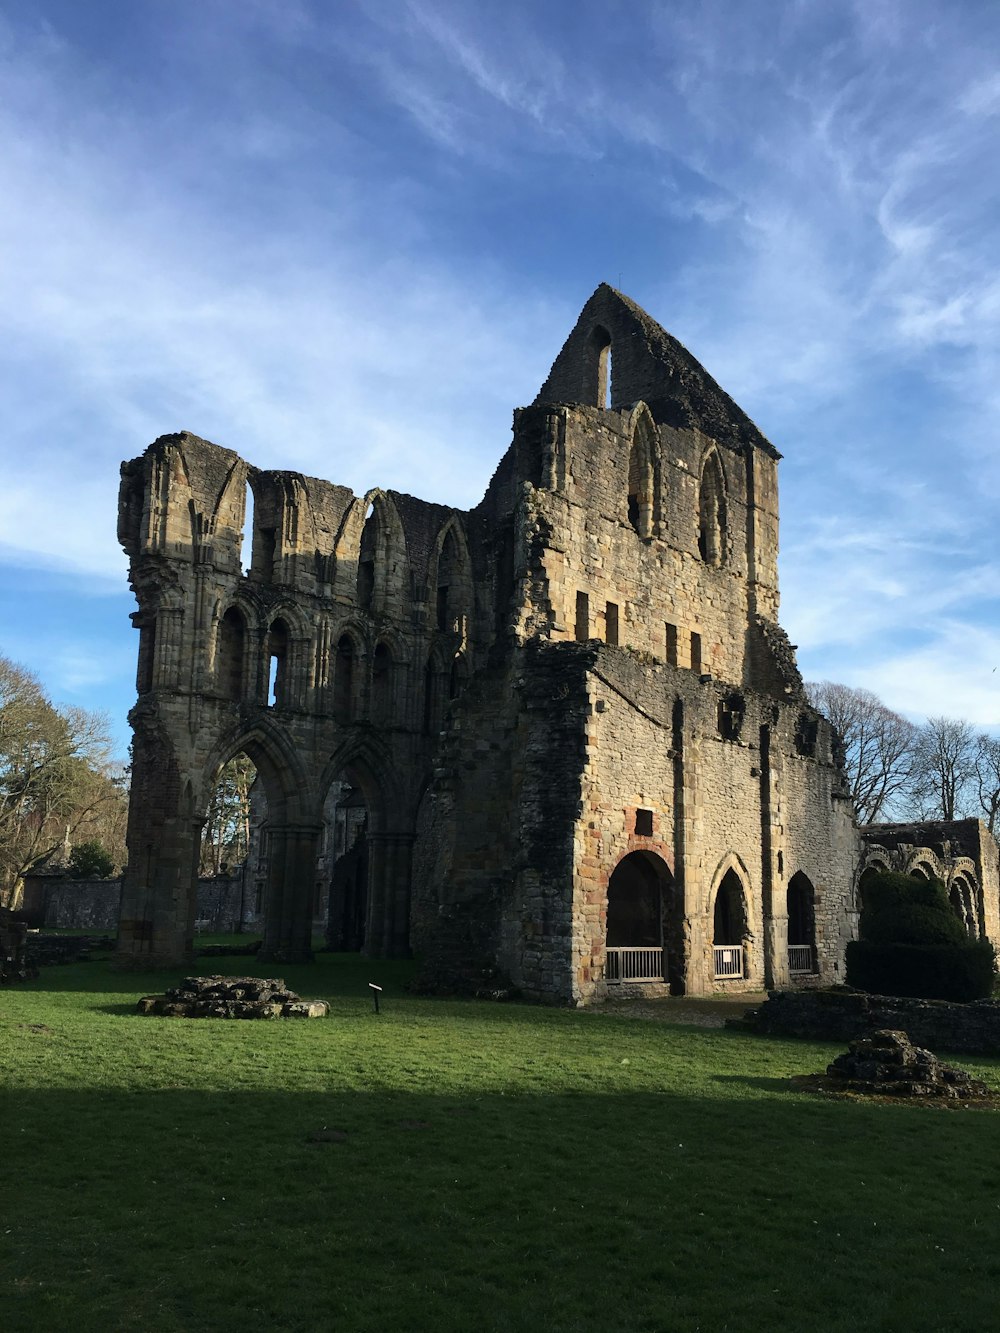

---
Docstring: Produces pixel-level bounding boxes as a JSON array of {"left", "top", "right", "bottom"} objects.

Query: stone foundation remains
[
  {"left": 136, "top": 975, "right": 329, "bottom": 1019},
  {"left": 823, "top": 1029, "right": 991, "bottom": 1100}
]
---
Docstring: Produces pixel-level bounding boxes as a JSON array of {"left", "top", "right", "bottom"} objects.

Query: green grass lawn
[{"left": 3, "top": 954, "right": 1000, "bottom": 1333}]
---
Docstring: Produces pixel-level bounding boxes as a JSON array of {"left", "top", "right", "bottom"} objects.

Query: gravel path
[{"left": 582, "top": 994, "right": 768, "bottom": 1028}]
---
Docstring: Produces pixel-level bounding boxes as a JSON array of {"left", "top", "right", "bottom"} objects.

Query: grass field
[{"left": 4, "top": 952, "right": 1000, "bottom": 1333}]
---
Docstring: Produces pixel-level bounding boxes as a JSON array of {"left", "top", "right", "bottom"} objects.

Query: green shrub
[
  {"left": 862, "top": 901, "right": 968, "bottom": 948},
  {"left": 850, "top": 870, "right": 996, "bottom": 1002},
  {"left": 67, "top": 840, "right": 116, "bottom": 879},
  {"left": 861, "top": 871, "right": 947, "bottom": 917},
  {"left": 846, "top": 940, "right": 996, "bottom": 1002}
]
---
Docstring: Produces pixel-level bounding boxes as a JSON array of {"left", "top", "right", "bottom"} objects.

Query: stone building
[
  {"left": 116, "top": 284, "right": 860, "bottom": 1002},
  {"left": 860, "top": 820, "right": 1000, "bottom": 943}
]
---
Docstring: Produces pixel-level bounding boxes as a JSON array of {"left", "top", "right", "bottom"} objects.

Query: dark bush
[
  {"left": 862, "top": 902, "right": 967, "bottom": 948},
  {"left": 846, "top": 940, "right": 996, "bottom": 1002},
  {"left": 67, "top": 840, "right": 116, "bottom": 879},
  {"left": 861, "top": 871, "right": 947, "bottom": 917},
  {"left": 851, "top": 870, "right": 995, "bottom": 1002}
]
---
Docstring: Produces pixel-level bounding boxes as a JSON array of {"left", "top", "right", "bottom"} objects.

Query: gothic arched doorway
[
  {"left": 786, "top": 872, "right": 817, "bottom": 975},
  {"left": 605, "top": 851, "right": 682, "bottom": 991},
  {"left": 712, "top": 867, "right": 748, "bottom": 980}
]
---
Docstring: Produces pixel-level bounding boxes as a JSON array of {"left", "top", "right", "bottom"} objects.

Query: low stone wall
[
  {"left": 737, "top": 987, "right": 1000, "bottom": 1055},
  {"left": 20, "top": 872, "right": 262, "bottom": 934}
]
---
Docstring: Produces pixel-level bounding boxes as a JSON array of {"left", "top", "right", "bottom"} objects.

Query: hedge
[{"left": 846, "top": 939, "right": 996, "bottom": 1003}]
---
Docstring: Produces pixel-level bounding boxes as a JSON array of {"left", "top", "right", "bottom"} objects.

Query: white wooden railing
[
  {"left": 788, "top": 944, "right": 814, "bottom": 974},
  {"left": 713, "top": 944, "right": 744, "bottom": 979},
  {"left": 606, "top": 946, "right": 666, "bottom": 985}
]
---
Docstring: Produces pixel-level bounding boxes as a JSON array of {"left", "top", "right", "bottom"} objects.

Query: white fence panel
[
  {"left": 713, "top": 944, "right": 744, "bottom": 979},
  {"left": 788, "top": 944, "right": 814, "bottom": 974},
  {"left": 606, "top": 946, "right": 666, "bottom": 985}
]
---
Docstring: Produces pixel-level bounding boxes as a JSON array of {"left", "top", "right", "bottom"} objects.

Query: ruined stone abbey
[{"left": 117, "top": 285, "right": 866, "bottom": 1002}]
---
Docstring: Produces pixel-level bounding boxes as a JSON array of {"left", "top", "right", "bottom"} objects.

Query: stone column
[
  {"left": 759, "top": 722, "right": 789, "bottom": 990},
  {"left": 116, "top": 718, "right": 200, "bottom": 969},
  {"left": 366, "top": 831, "right": 414, "bottom": 958},
  {"left": 259, "top": 822, "right": 322, "bottom": 963}
]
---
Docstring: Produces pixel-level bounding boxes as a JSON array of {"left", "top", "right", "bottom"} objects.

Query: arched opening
[
  {"left": 698, "top": 450, "right": 727, "bottom": 566},
  {"left": 587, "top": 324, "right": 612, "bottom": 409},
  {"left": 333, "top": 635, "right": 355, "bottom": 724},
  {"left": 950, "top": 875, "right": 978, "bottom": 939},
  {"left": 859, "top": 863, "right": 887, "bottom": 908},
  {"left": 787, "top": 872, "right": 817, "bottom": 974},
  {"left": 321, "top": 776, "right": 369, "bottom": 951},
  {"left": 436, "top": 529, "right": 460, "bottom": 633},
  {"left": 266, "top": 618, "right": 289, "bottom": 707},
  {"left": 909, "top": 863, "right": 932, "bottom": 881},
  {"left": 217, "top": 607, "right": 246, "bottom": 701},
  {"left": 371, "top": 641, "right": 393, "bottom": 726},
  {"left": 433, "top": 523, "right": 472, "bottom": 651},
  {"left": 240, "top": 482, "right": 254, "bottom": 575},
  {"left": 320, "top": 755, "right": 394, "bottom": 954},
  {"left": 358, "top": 503, "right": 378, "bottom": 612},
  {"left": 199, "top": 752, "right": 261, "bottom": 936},
  {"left": 627, "top": 418, "right": 655, "bottom": 537},
  {"left": 712, "top": 867, "right": 748, "bottom": 979},
  {"left": 605, "top": 851, "right": 681, "bottom": 990}
]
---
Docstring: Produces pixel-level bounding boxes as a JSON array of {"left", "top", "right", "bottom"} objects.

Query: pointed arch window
[
  {"left": 586, "top": 324, "right": 612, "bottom": 408},
  {"left": 787, "top": 872, "right": 817, "bottom": 974},
  {"left": 266, "top": 618, "right": 289, "bottom": 707},
  {"left": 217, "top": 607, "right": 246, "bottom": 701},
  {"left": 358, "top": 504, "right": 379, "bottom": 612},
  {"left": 628, "top": 416, "right": 656, "bottom": 538},
  {"left": 437, "top": 529, "right": 460, "bottom": 633},
  {"left": 698, "top": 450, "right": 727, "bottom": 566},
  {"left": 334, "top": 635, "right": 355, "bottom": 723}
]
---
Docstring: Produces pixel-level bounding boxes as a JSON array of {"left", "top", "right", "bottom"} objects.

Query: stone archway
[
  {"left": 786, "top": 872, "right": 817, "bottom": 975},
  {"left": 712, "top": 867, "right": 749, "bottom": 980},
  {"left": 319, "top": 741, "right": 412, "bottom": 959},
  {"left": 605, "top": 851, "right": 682, "bottom": 991}
]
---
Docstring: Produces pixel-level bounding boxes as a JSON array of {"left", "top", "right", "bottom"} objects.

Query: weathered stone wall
[
  {"left": 21, "top": 877, "right": 122, "bottom": 930},
  {"left": 21, "top": 873, "right": 262, "bottom": 934},
  {"left": 742, "top": 987, "right": 1000, "bottom": 1056},
  {"left": 119, "top": 281, "right": 869, "bottom": 1003}
]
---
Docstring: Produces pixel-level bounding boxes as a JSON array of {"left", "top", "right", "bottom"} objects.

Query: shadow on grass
[
  {"left": 6, "top": 1081, "right": 1000, "bottom": 1333},
  {"left": 710, "top": 1072, "right": 796, "bottom": 1093}
]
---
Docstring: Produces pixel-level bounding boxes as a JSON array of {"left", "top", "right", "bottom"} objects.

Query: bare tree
[
  {"left": 806, "top": 681, "right": 916, "bottom": 824},
  {"left": 0, "top": 655, "right": 120, "bottom": 907},
  {"left": 908, "top": 716, "right": 978, "bottom": 821},
  {"left": 973, "top": 733, "right": 1000, "bottom": 835}
]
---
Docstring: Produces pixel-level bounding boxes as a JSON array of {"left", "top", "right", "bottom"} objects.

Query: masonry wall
[{"left": 118, "top": 281, "right": 864, "bottom": 1003}]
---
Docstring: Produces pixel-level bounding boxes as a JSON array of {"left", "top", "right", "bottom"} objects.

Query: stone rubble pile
[
  {"left": 827, "top": 1028, "right": 990, "bottom": 1100},
  {"left": 137, "top": 975, "right": 329, "bottom": 1020}
]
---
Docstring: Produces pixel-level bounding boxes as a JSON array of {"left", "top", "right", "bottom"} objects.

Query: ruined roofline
[{"left": 534, "top": 283, "right": 781, "bottom": 461}]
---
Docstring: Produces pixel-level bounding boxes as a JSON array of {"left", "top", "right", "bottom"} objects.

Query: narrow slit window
[
  {"left": 575, "top": 591, "right": 590, "bottom": 642},
  {"left": 605, "top": 602, "right": 619, "bottom": 647},
  {"left": 665, "top": 623, "right": 678, "bottom": 667},
  {"left": 690, "top": 631, "right": 702, "bottom": 673}
]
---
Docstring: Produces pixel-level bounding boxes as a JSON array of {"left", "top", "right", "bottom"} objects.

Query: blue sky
[{"left": 2, "top": 0, "right": 998, "bottom": 760}]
